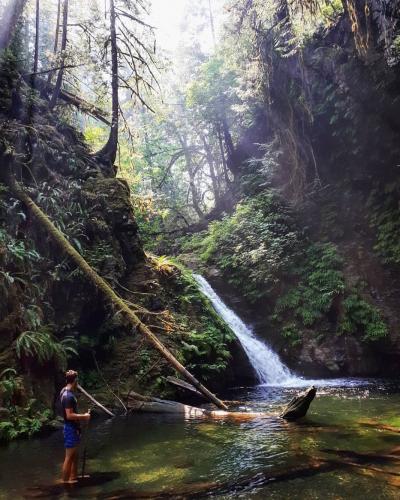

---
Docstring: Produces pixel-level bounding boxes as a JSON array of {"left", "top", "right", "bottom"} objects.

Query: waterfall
[{"left": 194, "top": 274, "right": 302, "bottom": 386}]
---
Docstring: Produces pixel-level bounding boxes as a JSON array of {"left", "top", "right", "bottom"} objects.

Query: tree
[
  {"left": 95, "top": 0, "right": 156, "bottom": 167},
  {"left": 0, "top": 0, "right": 28, "bottom": 51},
  {"left": 33, "top": 0, "right": 40, "bottom": 76},
  {"left": 95, "top": 0, "right": 119, "bottom": 165},
  {"left": 186, "top": 56, "right": 240, "bottom": 176},
  {"left": 49, "top": 0, "right": 69, "bottom": 109},
  {"left": 46, "top": 0, "right": 62, "bottom": 88}
]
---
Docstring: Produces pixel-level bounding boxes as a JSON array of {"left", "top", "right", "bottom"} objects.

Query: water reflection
[{"left": 0, "top": 380, "right": 399, "bottom": 499}]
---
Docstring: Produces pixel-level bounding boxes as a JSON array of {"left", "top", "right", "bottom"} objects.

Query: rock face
[{"left": 182, "top": 4, "right": 400, "bottom": 380}]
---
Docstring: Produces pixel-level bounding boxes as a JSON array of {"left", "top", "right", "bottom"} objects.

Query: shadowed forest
[{"left": 1, "top": 1, "right": 400, "bottom": 498}]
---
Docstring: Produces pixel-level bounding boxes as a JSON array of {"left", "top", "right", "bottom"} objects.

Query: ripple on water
[{"left": 0, "top": 380, "right": 399, "bottom": 499}]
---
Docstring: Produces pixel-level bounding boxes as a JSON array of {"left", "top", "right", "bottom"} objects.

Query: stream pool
[{"left": 0, "top": 379, "right": 399, "bottom": 499}]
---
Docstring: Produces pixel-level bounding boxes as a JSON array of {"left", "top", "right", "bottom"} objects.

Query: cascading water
[{"left": 194, "top": 274, "right": 302, "bottom": 386}]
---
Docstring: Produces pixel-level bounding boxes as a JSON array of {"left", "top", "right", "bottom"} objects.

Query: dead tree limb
[
  {"left": 78, "top": 384, "right": 115, "bottom": 417},
  {"left": 21, "top": 73, "right": 111, "bottom": 125}
]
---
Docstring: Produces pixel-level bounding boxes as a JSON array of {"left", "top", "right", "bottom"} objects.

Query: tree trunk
[
  {"left": 33, "top": 0, "right": 40, "bottom": 80},
  {"left": 201, "top": 133, "right": 220, "bottom": 205},
  {"left": 95, "top": 0, "right": 119, "bottom": 165},
  {"left": 208, "top": 0, "right": 216, "bottom": 47},
  {"left": 216, "top": 123, "right": 231, "bottom": 185},
  {"left": 46, "top": 0, "right": 61, "bottom": 88},
  {"left": 49, "top": 0, "right": 68, "bottom": 109},
  {"left": 6, "top": 177, "right": 228, "bottom": 411},
  {"left": 127, "top": 393, "right": 270, "bottom": 420},
  {"left": 176, "top": 132, "right": 204, "bottom": 220},
  {"left": 0, "top": 0, "right": 28, "bottom": 51},
  {"left": 128, "top": 387, "right": 316, "bottom": 421},
  {"left": 221, "top": 116, "right": 237, "bottom": 175}
]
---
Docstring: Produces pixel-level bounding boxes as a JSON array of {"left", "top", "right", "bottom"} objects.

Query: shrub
[
  {"left": 194, "top": 191, "right": 301, "bottom": 302},
  {"left": 340, "top": 294, "right": 388, "bottom": 341}
]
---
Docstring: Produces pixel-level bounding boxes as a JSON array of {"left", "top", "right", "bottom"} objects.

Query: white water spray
[{"left": 194, "top": 274, "right": 302, "bottom": 386}]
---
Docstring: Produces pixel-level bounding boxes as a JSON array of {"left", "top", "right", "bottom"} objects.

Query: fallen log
[
  {"left": 23, "top": 471, "right": 120, "bottom": 498},
  {"left": 165, "top": 376, "right": 204, "bottom": 398},
  {"left": 6, "top": 178, "right": 227, "bottom": 411},
  {"left": 358, "top": 419, "right": 400, "bottom": 434},
  {"left": 21, "top": 73, "right": 111, "bottom": 126},
  {"left": 126, "top": 386, "right": 317, "bottom": 421},
  {"left": 321, "top": 448, "right": 400, "bottom": 465},
  {"left": 280, "top": 386, "right": 317, "bottom": 420},
  {"left": 97, "top": 459, "right": 339, "bottom": 499}
]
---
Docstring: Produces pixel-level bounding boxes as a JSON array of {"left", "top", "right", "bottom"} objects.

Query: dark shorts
[{"left": 63, "top": 423, "right": 80, "bottom": 448}]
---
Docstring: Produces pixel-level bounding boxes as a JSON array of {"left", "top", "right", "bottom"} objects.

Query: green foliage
[
  {"left": 0, "top": 400, "right": 51, "bottom": 443},
  {"left": 189, "top": 191, "right": 301, "bottom": 302},
  {"left": 15, "top": 327, "right": 78, "bottom": 370},
  {"left": 181, "top": 320, "right": 232, "bottom": 380},
  {"left": 0, "top": 370, "right": 52, "bottom": 443},
  {"left": 171, "top": 266, "right": 234, "bottom": 380},
  {"left": 275, "top": 243, "right": 345, "bottom": 327},
  {"left": 0, "top": 369, "right": 21, "bottom": 404},
  {"left": 186, "top": 55, "right": 239, "bottom": 125},
  {"left": 369, "top": 184, "right": 400, "bottom": 266},
  {"left": 0, "top": 229, "right": 41, "bottom": 264},
  {"left": 274, "top": 243, "right": 388, "bottom": 342},
  {"left": 340, "top": 294, "right": 388, "bottom": 341},
  {"left": 281, "top": 323, "right": 302, "bottom": 347}
]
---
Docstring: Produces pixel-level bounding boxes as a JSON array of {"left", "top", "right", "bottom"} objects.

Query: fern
[{"left": 15, "top": 328, "right": 78, "bottom": 369}]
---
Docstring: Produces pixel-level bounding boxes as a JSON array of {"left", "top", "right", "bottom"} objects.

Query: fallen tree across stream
[{"left": 126, "top": 386, "right": 317, "bottom": 422}]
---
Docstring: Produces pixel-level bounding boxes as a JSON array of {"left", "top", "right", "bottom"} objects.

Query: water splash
[{"left": 194, "top": 274, "right": 302, "bottom": 386}]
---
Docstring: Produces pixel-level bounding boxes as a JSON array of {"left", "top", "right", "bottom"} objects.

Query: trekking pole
[{"left": 80, "top": 410, "right": 91, "bottom": 478}]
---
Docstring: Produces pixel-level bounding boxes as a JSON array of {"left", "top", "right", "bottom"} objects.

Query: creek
[{"left": 1, "top": 278, "right": 399, "bottom": 499}]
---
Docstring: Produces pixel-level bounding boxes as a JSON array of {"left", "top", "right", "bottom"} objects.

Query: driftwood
[
  {"left": 280, "top": 386, "right": 317, "bottom": 420},
  {"left": 78, "top": 384, "right": 115, "bottom": 418}
]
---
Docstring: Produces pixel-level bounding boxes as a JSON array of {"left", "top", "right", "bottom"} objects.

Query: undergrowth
[{"left": 182, "top": 191, "right": 388, "bottom": 345}]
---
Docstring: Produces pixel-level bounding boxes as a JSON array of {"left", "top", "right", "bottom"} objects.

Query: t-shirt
[{"left": 60, "top": 388, "right": 80, "bottom": 429}]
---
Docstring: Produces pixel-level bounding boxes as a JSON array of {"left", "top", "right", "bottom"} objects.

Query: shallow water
[{"left": 1, "top": 380, "right": 399, "bottom": 499}]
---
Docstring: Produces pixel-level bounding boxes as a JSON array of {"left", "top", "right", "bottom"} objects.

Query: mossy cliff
[
  {"left": 178, "top": 2, "right": 400, "bottom": 378},
  {"left": 0, "top": 56, "right": 237, "bottom": 442}
]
